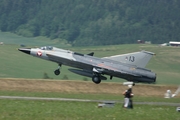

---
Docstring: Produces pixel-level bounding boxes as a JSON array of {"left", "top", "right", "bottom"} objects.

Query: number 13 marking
[{"left": 129, "top": 56, "right": 135, "bottom": 62}]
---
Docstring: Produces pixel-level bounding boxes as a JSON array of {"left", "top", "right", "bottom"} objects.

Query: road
[{"left": 0, "top": 96, "right": 179, "bottom": 106}]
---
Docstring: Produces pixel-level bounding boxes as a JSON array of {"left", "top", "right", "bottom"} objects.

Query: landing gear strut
[{"left": 54, "top": 64, "right": 61, "bottom": 75}]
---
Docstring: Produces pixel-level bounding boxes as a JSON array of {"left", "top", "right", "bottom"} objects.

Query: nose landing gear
[
  {"left": 54, "top": 64, "right": 61, "bottom": 75},
  {"left": 54, "top": 69, "right": 60, "bottom": 75}
]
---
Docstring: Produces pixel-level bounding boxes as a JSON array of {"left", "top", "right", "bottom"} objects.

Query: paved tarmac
[{"left": 0, "top": 96, "right": 179, "bottom": 106}]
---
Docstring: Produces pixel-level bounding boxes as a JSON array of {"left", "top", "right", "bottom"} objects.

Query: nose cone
[{"left": 18, "top": 48, "right": 31, "bottom": 55}]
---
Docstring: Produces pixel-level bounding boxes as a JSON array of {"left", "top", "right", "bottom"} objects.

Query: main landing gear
[
  {"left": 92, "top": 73, "right": 101, "bottom": 84},
  {"left": 54, "top": 64, "right": 61, "bottom": 75}
]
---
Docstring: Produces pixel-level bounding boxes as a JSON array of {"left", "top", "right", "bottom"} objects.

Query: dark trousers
[{"left": 128, "top": 99, "right": 133, "bottom": 109}]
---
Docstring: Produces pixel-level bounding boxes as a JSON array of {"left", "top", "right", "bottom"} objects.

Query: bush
[
  {"left": 43, "top": 72, "right": 50, "bottom": 79},
  {"left": 83, "top": 77, "right": 88, "bottom": 81},
  {"left": 62, "top": 75, "right": 68, "bottom": 80}
]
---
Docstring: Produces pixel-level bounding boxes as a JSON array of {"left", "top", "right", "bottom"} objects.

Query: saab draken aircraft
[{"left": 18, "top": 46, "right": 156, "bottom": 84}]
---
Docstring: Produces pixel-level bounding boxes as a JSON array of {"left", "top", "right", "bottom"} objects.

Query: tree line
[{"left": 0, "top": 0, "right": 180, "bottom": 46}]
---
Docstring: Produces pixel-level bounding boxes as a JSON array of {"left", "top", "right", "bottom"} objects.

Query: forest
[{"left": 0, "top": 0, "right": 180, "bottom": 46}]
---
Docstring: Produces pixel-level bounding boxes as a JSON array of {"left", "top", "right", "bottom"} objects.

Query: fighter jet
[{"left": 18, "top": 46, "right": 156, "bottom": 84}]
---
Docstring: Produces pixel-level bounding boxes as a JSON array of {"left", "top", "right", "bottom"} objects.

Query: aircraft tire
[
  {"left": 92, "top": 75, "right": 101, "bottom": 84},
  {"left": 54, "top": 69, "right": 60, "bottom": 75}
]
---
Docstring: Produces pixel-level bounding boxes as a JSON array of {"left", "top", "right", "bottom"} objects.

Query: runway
[{"left": 0, "top": 96, "right": 179, "bottom": 106}]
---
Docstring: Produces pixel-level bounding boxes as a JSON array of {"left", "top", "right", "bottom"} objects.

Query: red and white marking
[{"left": 37, "top": 51, "right": 42, "bottom": 56}]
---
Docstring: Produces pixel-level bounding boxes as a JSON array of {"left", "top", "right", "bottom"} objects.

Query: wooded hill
[{"left": 0, "top": 0, "right": 180, "bottom": 46}]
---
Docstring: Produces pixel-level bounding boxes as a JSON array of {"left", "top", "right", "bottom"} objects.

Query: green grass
[
  {"left": 0, "top": 44, "right": 180, "bottom": 84},
  {"left": 1, "top": 32, "right": 180, "bottom": 120},
  {"left": 0, "top": 99, "right": 179, "bottom": 120},
  {"left": 0, "top": 31, "right": 70, "bottom": 47},
  {"left": 1, "top": 32, "right": 180, "bottom": 84},
  {"left": 0, "top": 89, "right": 179, "bottom": 120},
  {"left": 0, "top": 90, "right": 180, "bottom": 103}
]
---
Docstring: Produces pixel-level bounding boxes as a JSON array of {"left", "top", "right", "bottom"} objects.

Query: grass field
[
  {"left": 0, "top": 31, "right": 70, "bottom": 47},
  {"left": 0, "top": 79, "right": 179, "bottom": 120},
  {"left": 0, "top": 40, "right": 180, "bottom": 84},
  {"left": 0, "top": 79, "right": 179, "bottom": 102},
  {"left": 0, "top": 99, "right": 179, "bottom": 120},
  {"left": 0, "top": 32, "right": 180, "bottom": 120}
]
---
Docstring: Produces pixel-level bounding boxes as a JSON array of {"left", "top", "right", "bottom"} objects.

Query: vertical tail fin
[{"left": 103, "top": 51, "right": 155, "bottom": 68}]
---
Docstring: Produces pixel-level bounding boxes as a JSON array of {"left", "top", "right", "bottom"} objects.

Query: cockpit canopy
[
  {"left": 39, "top": 46, "right": 74, "bottom": 53},
  {"left": 40, "top": 46, "right": 53, "bottom": 50}
]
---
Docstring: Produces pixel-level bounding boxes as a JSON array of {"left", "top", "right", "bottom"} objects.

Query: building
[{"left": 169, "top": 41, "right": 180, "bottom": 46}]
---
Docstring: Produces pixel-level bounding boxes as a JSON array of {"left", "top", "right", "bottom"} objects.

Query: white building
[{"left": 169, "top": 41, "right": 180, "bottom": 46}]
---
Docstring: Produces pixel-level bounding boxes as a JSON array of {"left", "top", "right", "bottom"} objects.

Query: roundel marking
[{"left": 37, "top": 51, "right": 42, "bottom": 56}]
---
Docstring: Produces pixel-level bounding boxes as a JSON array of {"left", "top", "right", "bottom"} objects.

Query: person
[
  {"left": 123, "top": 85, "right": 134, "bottom": 109},
  {"left": 164, "top": 90, "right": 172, "bottom": 98}
]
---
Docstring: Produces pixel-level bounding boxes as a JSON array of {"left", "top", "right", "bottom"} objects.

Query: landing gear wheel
[
  {"left": 92, "top": 75, "right": 101, "bottom": 84},
  {"left": 54, "top": 69, "right": 60, "bottom": 75}
]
